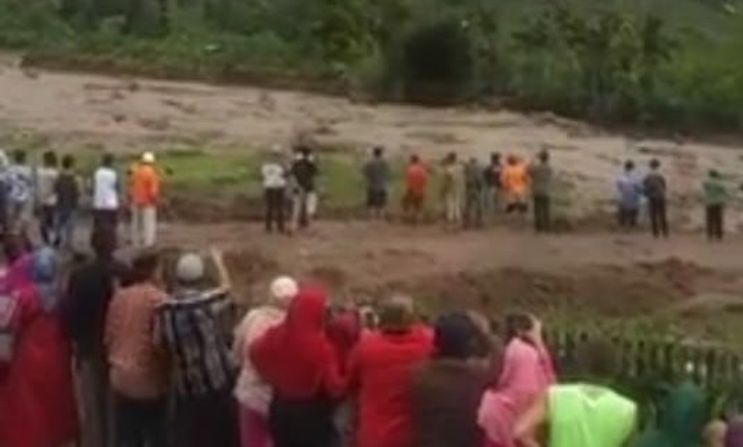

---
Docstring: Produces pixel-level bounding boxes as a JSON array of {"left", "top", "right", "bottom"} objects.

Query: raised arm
[{"left": 210, "top": 247, "right": 232, "bottom": 295}]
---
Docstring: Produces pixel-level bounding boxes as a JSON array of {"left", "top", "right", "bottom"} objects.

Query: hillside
[{"left": 2, "top": 0, "right": 743, "bottom": 132}]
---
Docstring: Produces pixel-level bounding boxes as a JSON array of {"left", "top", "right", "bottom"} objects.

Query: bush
[
  {"left": 400, "top": 17, "right": 475, "bottom": 103},
  {"left": 4, "top": 0, "right": 743, "bottom": 132},
  {"left": 0, "top": 0, "right": 73, "bottom": 47}
]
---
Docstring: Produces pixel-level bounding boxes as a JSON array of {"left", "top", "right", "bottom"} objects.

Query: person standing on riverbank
[
  {"left": 441, "top": 152, "right": 463, "bottom": 229},
  {"left": 129, "top": 152, "right": 161, "bottom": 248},
  {"left": 483, "top": 153, "right": 503, "bottom": 218},
  {"left": 290, "top": 146, "right": 319, "bottom": 231},
  {"left": 464, "top": 157, "right": 484, "bottom": 228},
  {"left": 7, "top": 150, "right": 34, "bottom": 234},
  {"left": 529, "top": 150, "right": 553, "bottom": 233},
  {"left": 703, "top": 169, "right": 729, "bottom": 241},
  {"left": 643, "top": 159, "right": 669, "bottom": 239},
  {"left": 92, "top": 153, "right": 121, "bottom": 238},
  {"left": 262, "top": 147, "right": 288, "bottom": 234},
  {"left": 616, "top": 160, "right": 643, "bottom": 230},
  {"left": 501, "top": 155, "right": 528, "bottom": 215},
  {"left": 55, "top": 155, "right": 81, "bottom": 249},
  {"left": 403, "top": 155, "right": 428, "bottom": 224},
  {"left": 36, "top": 151, "right": 59, "bottom": 245},
  {"left": 363, "top": 146, "right": 391, "bottom": 220}
]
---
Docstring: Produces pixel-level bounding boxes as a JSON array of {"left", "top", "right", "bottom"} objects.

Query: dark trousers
[
  {"left": 648, "top": 198, "right": 669, "bottom": 238},
  {"left": 464, "top": 190, "right": 483, "bottom": 228},
  {"left": 114, "top": 395, "right": 167, "bottom": 447},
  {"left": 40, "top": 204, "right": 56, "bottom": 244},
  {"left": 75, "top": 347, "right": 111, "bottom": 447},
  {"left": 533, "top": 195, "right": 551, "bottom": 233},
  {"left": 618, "top": 206, "right": 639, "bottom": 228},
  {"left": 265, "top": 188, "right": 286, "bottom": 233},
  {"left": 269, "top": 395, "right": 337, "bottom": 447},
  {"left": 175, "top": 389, "right": 238, "bottom": 447},
  {"left": 505, "top": 201, "right": 528, "bottom": 214},
  {"left": 94, "top": 209, "right": 118, "bottom": 233},
  {"left": 706, "top": 205, "right": 724, "bottom": 240}
]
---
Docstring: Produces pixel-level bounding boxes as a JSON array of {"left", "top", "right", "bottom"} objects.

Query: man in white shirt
[
  {"left": 92, "top": 153, "right": 120, "bottom": 237},
  {"left": 262, "top": 147, "right": 288, "bottom": 233},
  {"left": 36, "top": 151, "right": 59, "bottom": 245}
]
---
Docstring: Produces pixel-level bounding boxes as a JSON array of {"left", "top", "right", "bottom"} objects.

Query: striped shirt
[{"left": 155, "top": 288, "right": 236, "bottom": 398}]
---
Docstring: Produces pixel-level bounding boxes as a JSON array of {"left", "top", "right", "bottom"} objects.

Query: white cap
[
  {"left": 270, "top": 276, "right": 298, "bottom": 308},
  {"left": 176, "top": 253, "right": 205, "bottom": 283},
  {"left": 142, "top": 152, "right": 156, "bottom": 164}
]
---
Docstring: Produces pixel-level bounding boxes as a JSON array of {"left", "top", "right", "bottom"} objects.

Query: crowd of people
[
  {"left": 1, "top": 234, "right": 742, "bottom": 447},
  {"left": 261, "top": 145, "right": 735, "bottom": 240},
  {"left": 0, "top": 144, "right": 739, "bottom": 447},
  {"left": 0, "top": 144, "right": 731, "bottom": 248},
  {"left": 0, "top": 149, "right": 162, "bottom": 252}
]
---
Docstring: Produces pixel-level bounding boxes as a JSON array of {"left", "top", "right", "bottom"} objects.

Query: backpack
[{"left": 0, "top": 292, "right": 19, "bottom": 365}]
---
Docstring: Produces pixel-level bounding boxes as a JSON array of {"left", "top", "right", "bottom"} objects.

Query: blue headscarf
[{"left": 30, "top": 247, "right": 59, "bottom": 313}]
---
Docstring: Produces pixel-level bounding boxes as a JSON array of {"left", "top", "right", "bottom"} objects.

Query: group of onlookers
[
  {"left": 0, "top": 149, "right": 81, "bottom": 247},
  {"left": 1, "top": 224, "right": 743, "bottom": 447},
  {"left": 258, "top": 144, "right": 733, "bottom": 240},
  {"left": 0, "top": 148, "right": 162, "bottom": 251},
  {"left": 616, "top": 157, "right": 735, "bottom": 240},
  {"left": 90, "top": 151, "right": 163, "bottom": 249},
  {"left": 260, "top": 145, "right": 319, "bottom": 234},
  {"left": 380, "top": 150, "right": 554, "bottom": 232},
  {"left": 258, "top": 145, "right": 556, "bottom": 233}
]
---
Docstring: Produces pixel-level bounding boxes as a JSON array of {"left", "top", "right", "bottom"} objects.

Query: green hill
[{"left": 2, "top": 0, "right": 743, "bottom": 132}]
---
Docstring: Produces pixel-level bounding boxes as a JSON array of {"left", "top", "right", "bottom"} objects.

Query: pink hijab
[{"left": 478, "top": 337, "right": 555, "bottom": 447}]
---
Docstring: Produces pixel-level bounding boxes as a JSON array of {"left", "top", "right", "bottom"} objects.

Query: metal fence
[{"left": 545, "top": 326, "right": 743, "bottom": 426}]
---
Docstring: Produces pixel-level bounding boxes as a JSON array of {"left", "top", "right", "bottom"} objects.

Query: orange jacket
[
  {"left": 130, "top": 163, "right": 161, "bottom": 207},
  {"left": 501, "top": 163, "right": 528, "bottom": 197}
]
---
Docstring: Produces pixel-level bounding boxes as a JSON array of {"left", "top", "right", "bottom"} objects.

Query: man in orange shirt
[
  {"left": 501, "top": 155, "right": 529, "bottom": 214},
  {"left": 130, "top": 152, "right": 161, "bottom": 248},
  {"left": 403, "top": 154, "right": 428, "bottom": 224}
]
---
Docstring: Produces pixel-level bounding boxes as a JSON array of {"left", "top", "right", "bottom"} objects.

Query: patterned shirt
[
  {"left": 155, "top": 288, "right": 236, "bottom": 398},
  {"left": 7, "top": 164, "right": 33, "bottom": 205}
]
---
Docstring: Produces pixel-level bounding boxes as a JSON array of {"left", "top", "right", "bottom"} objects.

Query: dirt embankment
[{"left": 160, "top": 222, "right": 743, "bottom": 340}]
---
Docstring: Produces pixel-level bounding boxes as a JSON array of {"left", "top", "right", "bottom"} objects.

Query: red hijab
[{"left": 250, "top": 285, "right": 346, "bottom": 400}]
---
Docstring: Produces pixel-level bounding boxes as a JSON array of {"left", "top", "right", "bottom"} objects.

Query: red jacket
[
  {"left": 0, "top": 263, "right": 79, "bottom": 447},
  {"left": 349, "top": 325, "right": 434, "bottom": 447}
]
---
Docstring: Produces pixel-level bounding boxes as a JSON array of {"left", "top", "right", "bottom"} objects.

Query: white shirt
[
  {"left": 93, "top": 167, "right": 119, "bottom": 210},
  {"left": 36, "top": 167, "right": 59, "bottom": 206},
  {"left": 261, "top": 162, "right": 287, "bottom": 189}
]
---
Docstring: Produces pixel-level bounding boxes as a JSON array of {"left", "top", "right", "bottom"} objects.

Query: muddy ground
[
  {"left": 1, "top": 54, "right": 742, "bottom": 341},
  {"left": 161, "top": 221, "right": 743, "bottom": 342}
]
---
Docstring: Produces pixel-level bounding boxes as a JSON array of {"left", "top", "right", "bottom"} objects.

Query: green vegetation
[{"left": 3, "top": 0, "right": 743, "bottom": 131}]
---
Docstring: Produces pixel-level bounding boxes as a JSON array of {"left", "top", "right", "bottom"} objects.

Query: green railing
[{"left": 545, "top": 327, "right": 743, "bottom": 427}]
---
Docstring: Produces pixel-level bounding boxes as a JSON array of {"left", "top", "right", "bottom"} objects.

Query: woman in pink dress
[
  {"left": 478, "top": 314, "right": 555, "bottom": 447},
  {"left": 0, "top": 243, "right": 79, "bottom": 447}
]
